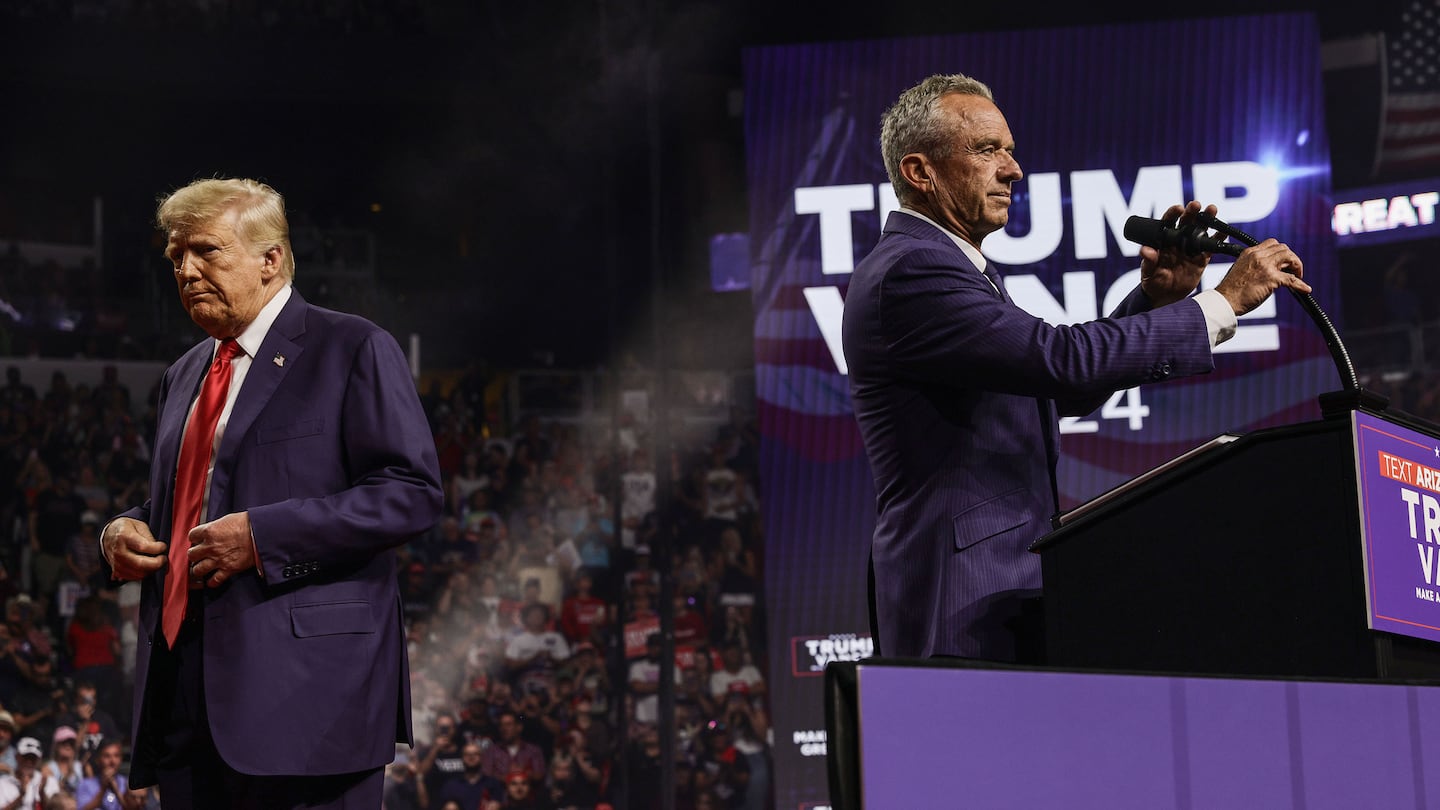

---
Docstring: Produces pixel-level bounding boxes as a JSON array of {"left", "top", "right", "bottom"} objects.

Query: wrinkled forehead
[{"left": 940, "top": 93, "right": 1013, "bottom": 139}]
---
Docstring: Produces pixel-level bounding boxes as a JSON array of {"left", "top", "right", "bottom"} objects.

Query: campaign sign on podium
[{"left": 1354, "top": 410, "right": 1440, "bottom": 642}]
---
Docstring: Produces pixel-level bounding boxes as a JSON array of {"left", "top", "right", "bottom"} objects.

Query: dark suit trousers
[{"left": 142, "top": 601, "right": 385, "bottom": 810}]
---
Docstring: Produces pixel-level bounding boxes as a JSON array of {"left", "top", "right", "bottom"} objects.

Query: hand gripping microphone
[
  {"left": 1124, "top": 210, "right": 1363, "bottom": 396},
  {"left": 1122, "top": 214, "right": 1243, "bottom": 257}
]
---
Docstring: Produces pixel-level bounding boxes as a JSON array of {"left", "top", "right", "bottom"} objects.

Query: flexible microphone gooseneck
[{"left": 1124, "top": 212, "right": 1359, "bottom": 393}]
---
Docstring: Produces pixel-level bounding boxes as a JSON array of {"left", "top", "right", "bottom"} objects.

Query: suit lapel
[{"left": 208, "top": 292, "right": 308, "bottom": 512}]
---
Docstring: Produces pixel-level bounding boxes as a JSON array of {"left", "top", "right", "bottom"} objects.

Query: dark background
[{"left": 0, "top": 0, "right": 1421, "bottom": 370}]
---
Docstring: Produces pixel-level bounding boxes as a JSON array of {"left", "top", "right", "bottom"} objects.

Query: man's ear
[
  {"left": 261, "top": 246, "right": 286, "bottom": 280},
  {"left": 898, "top": 153, "right": 933, "bottom": 195}
]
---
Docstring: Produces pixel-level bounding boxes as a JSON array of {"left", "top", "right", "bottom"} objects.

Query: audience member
[
  {"left": 433, "top": 742, "right": 505, "bottom": 810},
  {"left": 479, "top": 711, "right": 546, "bottom": 784},
  {"left": 64, "top": 600, "right": 120, "bottom": 719},
  {"left": 627, "top": 634, "right": 678, "bottom": 727},
  {"left": 381, "top": 751, "right": 427, "bottom": 810},
  {"left": 0, "top": 736, "right": 60, "bottom": 807},
  {"left": 505, "top": 605, "right": 570, "bottom": 695},
  {"left": 501, "top": 766, "right": 553, "bottom": 809},
  {"left": 73, "top": 740, "right": 133, "bottom": 810},
  {"left": 0, "top": 712, "right": 17, "bottom": 775},
  {"left": 416, "top": 715, "right": 465, "bottom": 799},
  {"left": 708, "top": 642, "right": 765, "bottom": 702},
  {"left": 558, "top": 573, "right": 606, "bottom": 646},
  {"left": 27, "top": 472, "right": 85, "bottom": 618},
  {"left": 53, "top": 683, "right": 118, "bottom": 760},
  {"left": 63, "top": 513, "right": 106, "bottom": 597},
  {"left": 40, "top": 727, "right": 82, "bottom": 797},
  {"left": 10, "top": 656, "right": 63, "bottom": 745}
]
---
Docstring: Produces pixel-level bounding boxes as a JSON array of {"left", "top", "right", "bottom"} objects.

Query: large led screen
[{"left": 744, "top": 13, "right": 1338, "bottom": 809}]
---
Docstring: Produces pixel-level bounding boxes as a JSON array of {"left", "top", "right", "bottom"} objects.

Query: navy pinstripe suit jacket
[{"left": 842, "top": 211, "right": 1213, "bottom": 660}]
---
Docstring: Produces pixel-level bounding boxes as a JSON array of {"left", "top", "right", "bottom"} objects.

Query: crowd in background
[
  {"left": 0, "top": 363, "right": 149, "bottom": 809},
  {"left": 393, "top": 377, "right": 771, "bottom": 810},
  {"left": 0, "top": 358, "right": 774, "bottom": 810}
]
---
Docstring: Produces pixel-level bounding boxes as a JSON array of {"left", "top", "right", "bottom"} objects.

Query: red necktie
[{"left": 164, "top": 338, "right": 244, "bottom": 647}]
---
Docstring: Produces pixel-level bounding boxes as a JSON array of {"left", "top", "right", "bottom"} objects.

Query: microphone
[
  {"left": 1127, "top": 209, "right": 1362, "bottom": 395},
  {"left": 1123, "top": 215, "right": 1243, "bottom": 257}
]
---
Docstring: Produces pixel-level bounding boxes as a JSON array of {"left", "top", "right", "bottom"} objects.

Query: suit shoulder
[
  {"left": 303, "top": 303, "right": 398, "bottom": 346},
  {"left": 855, "top": 232, "right": 971, "bottom": 288}
]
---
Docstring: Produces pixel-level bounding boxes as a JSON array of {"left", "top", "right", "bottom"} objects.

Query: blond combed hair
[
  {"left": 880, "top": 74, "right": 995, "bottom": 205},
  {"left": 156, "top": 177, "right": 295, "bottom": 280}
]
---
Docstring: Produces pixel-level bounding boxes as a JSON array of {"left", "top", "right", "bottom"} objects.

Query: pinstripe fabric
[{"left": 841, "top": 212, "right": 1213, "bottom": 660}]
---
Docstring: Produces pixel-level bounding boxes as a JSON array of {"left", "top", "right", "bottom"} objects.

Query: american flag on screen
[{"left": 1377, "top": 0, "right": 1440, "bottom": 174}]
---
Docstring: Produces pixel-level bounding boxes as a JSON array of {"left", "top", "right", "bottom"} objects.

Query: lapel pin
[{"left": 273, "top": 353, "right": 286, "bottom": 368}]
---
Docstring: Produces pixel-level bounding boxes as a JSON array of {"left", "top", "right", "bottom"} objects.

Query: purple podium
[
  {"left": 823, "top": 404, "right": 1440, "bottom": 809},
  {"left": 824, "top": 657, "right": 1440, "bottom": 809},
  {"left": 1032, "top": 404, "right": 1440, "bottom": 680}
]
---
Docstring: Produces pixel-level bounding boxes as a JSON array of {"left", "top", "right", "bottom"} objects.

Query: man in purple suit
[
  {"left": 843, "top": 74, "right": 1310, "bottom": 662},
  {"left": 101, "top": 178, "right": 443, "bottom": 808}
]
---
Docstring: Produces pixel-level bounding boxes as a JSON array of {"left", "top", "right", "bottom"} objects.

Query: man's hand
[
  {"left": 1139, "top": 201, "right": 1215, "bottom": 307},
  {"left": 187, "top": 511, "right": 257, "bottom": 588},
  {"left": 102, "top": 518, "right": 168, "bottom": 581},
  {"left": 123, "top": 788, "right": 148, "bottom": 810},
  {"left": 1213, "top": 238, "right": 1309, "bottom": 315}
]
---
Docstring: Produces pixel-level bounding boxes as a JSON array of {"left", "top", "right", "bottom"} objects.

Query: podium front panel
[
  {"left": 826, "top": 658, "right": 1439, "bottom": 810},
  {"left": 1039, "top": 420, "right": 1377, "bottom": 677}
]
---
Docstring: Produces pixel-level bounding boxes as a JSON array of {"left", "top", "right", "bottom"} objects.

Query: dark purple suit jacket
[
  {"left": 118, "top": 290, "right": 442, "bottom": 783},
  {"left": 842, "top": 212, "right": 1213, "bottom": 660}
]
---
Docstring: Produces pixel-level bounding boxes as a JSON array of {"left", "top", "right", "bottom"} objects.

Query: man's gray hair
[{"left": 880, "top": 74, "right": 995, "bottom": 203}]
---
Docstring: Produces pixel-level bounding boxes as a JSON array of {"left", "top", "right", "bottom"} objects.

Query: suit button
[{"left": 282, "top": 567, "right": 293, "bottom": 578}]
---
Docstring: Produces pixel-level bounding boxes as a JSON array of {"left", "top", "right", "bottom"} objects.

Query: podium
[
  {"left": 824, "top": 657, "right": 1440, "bottom": 809},
  {"left": 1032, "top": 405, "right": 1440, "bottom": 680}
]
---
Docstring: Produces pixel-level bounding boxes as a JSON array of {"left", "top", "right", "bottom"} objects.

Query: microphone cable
[{"left": 1193, "top": 211, "right": 1359, "bottom": 392}]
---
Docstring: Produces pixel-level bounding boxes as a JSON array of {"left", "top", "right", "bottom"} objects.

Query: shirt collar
[
  {"left": 898, "top": 207, "right": 987, "bottom": 272},
  {"left": 228, "top": 284, "right": 293, "bottom": 360}
]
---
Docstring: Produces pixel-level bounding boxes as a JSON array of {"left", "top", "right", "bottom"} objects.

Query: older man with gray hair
[{"left": 843, "top": 73, "right": 1311, "bottom": 662}]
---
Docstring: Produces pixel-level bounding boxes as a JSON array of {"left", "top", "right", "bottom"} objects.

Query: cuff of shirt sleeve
[
  {"left": 250, "top": 523, "right": 264, "bottom": 581},
  {"left": 1194, "top": 289, "right": 1238, "bottom": 349}
]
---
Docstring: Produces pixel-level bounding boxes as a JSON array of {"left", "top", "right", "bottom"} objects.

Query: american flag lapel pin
[{"left": 273, "top": 353, "right": 286, "bottom": 368}]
